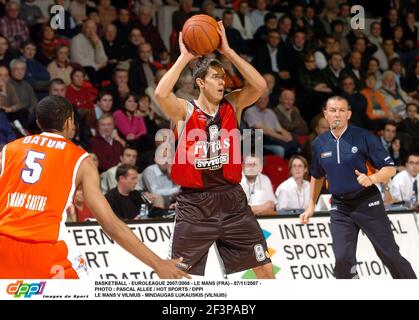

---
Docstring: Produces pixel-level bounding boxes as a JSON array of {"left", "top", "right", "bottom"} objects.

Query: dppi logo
[
  {"left": 6, "top": 280, "right": 46, "bottom": 298},
  {"left": 50, "top": 5, "right": 65, "bottom": 30}
]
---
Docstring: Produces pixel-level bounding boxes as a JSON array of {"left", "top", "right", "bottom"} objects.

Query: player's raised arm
[
  {"left": 76, "top": 157, "right": 191, "bottom": 279},
  {"left": 155, "top": 33, "right": 198, "bottom": 123},
  {"left": 217, "top": 21, "right": 267, "bottom": 112}
]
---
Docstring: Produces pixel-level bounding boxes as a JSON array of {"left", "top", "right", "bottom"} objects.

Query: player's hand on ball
[
  {"left": 355, "top": 170, "right": 374, "bottom": 187},
  {"left": 178, "top": 32, "right": 199, "bottom": 61},
  {"left": 300, "top": 210, "right": 313, "bottom": 224},
  {"left": 156, "top": 257, "right": 191, "bottom": 279}
]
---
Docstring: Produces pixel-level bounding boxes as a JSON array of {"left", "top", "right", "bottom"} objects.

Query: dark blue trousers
[{"left": 330, "top": 186, "right": 417, "bottom": 279}]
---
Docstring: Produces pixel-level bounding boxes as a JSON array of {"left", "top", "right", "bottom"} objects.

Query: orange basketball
[{"left": 182, "top": 14, "right": 220, "bottom": 56}]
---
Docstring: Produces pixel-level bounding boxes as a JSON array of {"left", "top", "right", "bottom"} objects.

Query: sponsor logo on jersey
[
  {"left": 254, "top": 244, "right": 266, "bottom": 262},
  {"left": 321, "top": 151, "right": 332, "bottom": 158},
  {"left": 351, "top": 146, "right": 358, "bottom": 154},
  {"left": 194, "top": 154, "right": 228, "bottom": 170}
]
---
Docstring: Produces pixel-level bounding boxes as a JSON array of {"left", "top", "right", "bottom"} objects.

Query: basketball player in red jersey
[
  {"left": 0, "top": 96, "right": 190, "bottom": 279},
  {"left": 155, "top": 21, "right": 275, "bottom": 278}
]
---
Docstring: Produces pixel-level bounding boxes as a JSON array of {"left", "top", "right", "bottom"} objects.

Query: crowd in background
[{"left": 0, "top": 0, "right": 418, "bottom": 222}]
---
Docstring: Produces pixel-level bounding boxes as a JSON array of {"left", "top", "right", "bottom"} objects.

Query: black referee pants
[{"left": 330, "top": 186, "right": 417, "bottom": 279}]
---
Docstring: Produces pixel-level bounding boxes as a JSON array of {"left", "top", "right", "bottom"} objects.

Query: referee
[{"left": 300, "top": 96, "right": 417, "bottom": 279}]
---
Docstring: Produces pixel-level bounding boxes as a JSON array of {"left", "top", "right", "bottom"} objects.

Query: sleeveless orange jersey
[{"left": 0, "top": 132, "right": 89, "bottom": 243}]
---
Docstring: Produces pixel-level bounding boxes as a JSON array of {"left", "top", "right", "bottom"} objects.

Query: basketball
[{"left": 182, "top": 14, "right": 220, "bottom": 56}]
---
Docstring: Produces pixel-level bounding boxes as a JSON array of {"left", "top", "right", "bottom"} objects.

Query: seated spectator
[
  {"left": 273, "top": 90, "right": 308, "bottom": 136},
  {"left": 275, "top": 155, "right": 310, "bottom": 213},
  {"left": 122, "top": 28, "right": 146, "bottom": 61},
  {"left": 101, "top": 23, "right": 122, "bottom": 82},
  {"left": 36, "top": 24, "right": 68, "bottom": 65},
  {"left": 373, "top": 38, "right": 399, "bottom": 71},
  {"left": 361, "top": 73, "right": 393, "bottom": 131},
  {"left": 232, "top": 1, "right": 253, "bottom": 41},
  {"left": 389, "top": 57, "right": 405, "bottom": 88},
  {"left": 253, "top": 13, "right": 277, "bottom": 50},
  {"left": 301, "top": 114, "right": 329, "bottom": 164},
  {"left": 243, "top": 91, "right": 299, "bottom": 158},
  {"left": 366, "top": 57, "right": 383, "bottom": 89},
  {"left": 8, "top": 59, "right": 37, "bottom": 130},
  {"left": 398, "top": 103, "right": 419, "bottom": 152},
  {"left": 175, "top": 74, "right": 197, "bottom": 101},
  {"left": 390, "top": 153, "right": 419, "bottom": 208},
  {"left": 262, "top": 72, "right": 278, "bottom": 108},
  {"left": 389, "top": 137, "right": 409, "bottom": 172},
  {"left": 20, "top": 41, "right": 50, "bottom": 98},
  {"left": 88, "top": 114, "right": 124, "bottom": 172},
  {"left": 113, "top": 93, "right": 148, "bottom": 150},
  {"left": 341, "top": 50, "right": 365, "bottom": 90},
  {"left": 114, "top": 7, "right": 137, "bottom": 45},
  {"left": 0, "top": 35, "right": 18, "bottom": 68},
  {"left": 0, "top": 1, "right": 30, "bottom": 50},
  {"left": 137, "top": 94, "right": 160, "bottom": 140},
  {"left": 144, "top": 69, "right": 171, "bottom": 127},
  {"left": 0, "top": 109, "right": 16, "bottom": 145},
  {"left": 129, "top": 42, "right": 157, "bottom": 95},
  {"left": 105, "top": 164, "right": 148, "bottom": 220},
  {"left": 105, "top": 68, "right": 130, "bottom": 111},
  {"left": 47, "top": 44, "right": 73, "bottom": 85},
  {"left": 70, "top": 0, "right": 95, "bottom": 25},
  {"left": 221, "top": 10, "right": 248, "bottom": 55},
  {"left": 379, "top": 70, "right": 413, "bottom": 121},
  {"left": 84, "top": 91, "right": 113, "bottom": 132},
  {"left": 240, "top": 154, "right": 276, "bottom": 216},
  {"left": 0, "top": 65, "right": 21, "bottom": 118},
  {"left": 19, "top": 0, "right": 47, "bottom": 30},
  {"left": 322, "top": 52, "right": 344, "bottom": 94},
  {"left": 66, "top": 68, "right": 95, "bottom": 112},
  {"left": 70, "top": 186, "right": 95, "bottom": 222},
  {"left": 71, "top": 19, "right": 108, "bottom": 85},
  {"left": 97, "top": 0, "right": 117, "bottom": 28},
  {"left": 220, "top": 55, "right": 243, "bottom": 92},
  {"left": 142, "top": 151, "right": 179, "bottom": 208},
  {"left": 402, "top": 60, "right": 419, "bottom": 100},
  {"left": 340, "top": 75, "right": 370, "bottom": 129},
  {"left": 101, "top": 145, "right": 141, "bottom": 194},
  {"left": 380, "top": 120, "right": 397, "bottom": 153}
]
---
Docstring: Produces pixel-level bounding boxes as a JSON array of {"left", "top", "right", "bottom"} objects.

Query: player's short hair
[
  {"left": 115, "top": 163, "right": 137, "bottom": 181},
  {"left": 36, "top": 96, "right": 73, "bottom": 132},
  {"left": 192, "top": 58, "right": 224, "bottom": 88}
]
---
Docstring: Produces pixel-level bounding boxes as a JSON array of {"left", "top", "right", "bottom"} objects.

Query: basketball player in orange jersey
[
  {"left": 155, "top": 21, "right": 275, "bottom": 278},
  {"left": 0, "top": 96, "right": 190, "bottom": 279}
]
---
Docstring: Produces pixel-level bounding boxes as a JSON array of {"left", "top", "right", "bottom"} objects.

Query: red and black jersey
[{"left": 171, "top": 99, "right": 242, "bottom": 189}]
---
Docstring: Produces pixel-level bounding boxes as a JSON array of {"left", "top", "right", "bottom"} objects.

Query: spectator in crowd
[
  {"left": 253, "top": 12, "right": 277, "bottom": 50},
  {"left": 373, "top": 38, "right": 399, "bottom": 71},
  {"left": 282, "top": 30, "right": 307, "bottom": 77},
  {"left": 68, "top": 185, "right": 95, "bottom": 222},
  {"left": 175, "top": 73, "right": 197, "bottom": 101},
  {"left": 398, "top": 103, "right": 419, "bottom": 152},
  {"left": 249, "top": 0, "right": 268, "bottom": 35},
  {"left": 129, "top": 42, "right": 157, "bottom": 95},
  {"left": 403, "top": 60, "right": 419, "bottom": 100},
  {"left": 113, "top": 7, "right": 136, "bottom": 45},
  {"left": 389, "top": 57, "right": 405, "bottom": 88},
  {"left": 402, "top": 12, "right": 418, "bottom": 52},
  {"left": 368, "top": 21, "right": 383, "bottom": 48},
  {"left": 262, "top": 72, "right": 278, "bottom": 108},
  {"left": 101, "top": 145, "right": 141, "bottom": 194},
  {"left": 88, "top": 113, "right": 124, "bottom": 172},
  {"left": 339, "top": 75, "right": 370, "bottom": 130},
  {"left": 221, "top": 10, "right": 248, "bottom": 55},
  {"left": 137, "top": 5, "right": 168, "bottom": 58},
  {"left": 303, "top": 4, "right": 327, "bottom": 41},
  {"left": 341, "top": 50, "right": 365, "bottom": 90},
  {"left": 366, "top": 57, "right": 382, "bottom": 89},
  {"left": 244, "top": 91, "right": 299, "bottom": 158},
  {"left": 84, "top": 91, "right": 113, "bottom": 132},
  {"left": 20, "top": 41, "right": 50, "bottom": 98},
  {"left": 113, "top": 93, "right": 147, "bottom": 149},
  {"left": 66, "top": 68, "right": 95, "bottom": 111},
  {"left": 48, "top": 77, "right": 67, "bottom": 97},
  {"left": 0, "top": 65, "right": 21, "bottom": 117},
  {"left": 314, "top": 35, "right": 340, "bottom": 70},
  {"left": 389, "top": 136, "right": 409, "bottom": 171},
  {"left": 0, "top": 109, "right": 16, "bottom": 145},
  {"left": 105, "top": 164, "right": 147, "bottom": 220},
  {"left": 20, "top": 0, "right": 47, "bottom": 29},
  {"left": 232, "top": 1, "right": 253, "bottom": 41},
  {"left": 199, "top": 0, "right": 218, "bottom": 19},
  {"left": 71, "top": 19, "right": 108, "bottom": 85},
  {"left": 290, "top": 3, "right": 306, "bottom": 33},
  {"left": 36, "top": 24, "right": 68, "bottom": 66},
  {"left": 273, "top": 90, "right": 308, "bottom": 135},
  {"left": 97, "top": 0, "right": 117, "bottom": 28},
  {"left": 137, "top": 94, "right": 160, "bottom": 140},
  {"left": 390, "top": 153, "right": 419, "bottom": 208},
  {"left": 361, "top": 73, "right": 393, "bottom": 131},
  {"left": 69, "top": 0, "right": 94, "bottom": 25},
  {"left": 277, "top": 14, "right": 292, "bottom": 45},
  {"left": 0, "top": 1, "right": 30, "bottom": 50},
  {"left": 142, "top": 151, "right": 180, "bottom": 209},
  {"left": 380, "top": 120, "right": 397, "bottom": 153},
  {"left": 322, "top": 52, "right": 344, "bottom": 94},
  {"left": 219, "top": 55, "right": 243, "bottom": 92},
  {"left": 0, "top": 35, "right": 18, "bottom": 67},
  {"left": 145, "top": 68, "right": 171, "bottom": 126},
  {"left": 47, "top": 44, "right": 73, "bottom": 85},
  {"left": 330, "top": 19, "right": 350, "bottom": 57},
  {"left": 240, "top": 154, "right": 276, "bottom": 216},
  {"left": 122, "top": 27, "right": 146, "bottom": 61},
  {"left": 275, "top": 155, "right": 310, "bottom": 213},
  {"left": 381, "top": 7, "right": 400, "bottom": 39},
  {"left": 301, "top": 114, "right": 329, "bottom": 164},
  {"left": 380, "top": 70, "right": 412, "bottom": 121},
  {"left": 171, "top": 0, "right": 196, "bottom": 59},
  {"left": 296, "top": 52, "right": 332, "bottom": 122},
  {"left": 8, "top": 59, "right": 37, "bottom": 129},
  {"left": 106, "top": 68, "right": 130, "bottom": 111}
]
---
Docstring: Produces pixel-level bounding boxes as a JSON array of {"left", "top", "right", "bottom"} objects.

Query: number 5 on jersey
[{"left": 21, "top": 151, "right": 46, "bottom": 184}]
